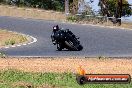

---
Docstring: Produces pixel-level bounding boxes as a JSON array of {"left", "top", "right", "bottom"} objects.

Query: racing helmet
[{"left": 53, "top": 25, "right": 60, "bottom": 32}]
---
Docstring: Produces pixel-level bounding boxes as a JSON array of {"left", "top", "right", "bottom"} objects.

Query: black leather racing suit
[{"left": 51, "top": 29, "right": 76, "bottom": 45}]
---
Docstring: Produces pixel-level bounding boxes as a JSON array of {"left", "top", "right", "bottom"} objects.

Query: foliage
[
  {"left": 0, "top": 0, "right": 65, "bottom": 11},
  {"left": 67, "top": 15, "right": 77, "bottom": 22},
  {"left": 69, "top": 0, "right": 78, "bottom": 14},
  {"left": 18, "top": 35, "right": 27, "bottom": 43},
  {"left": 5, "top": 39, "right": 15, "bottom": 45},
  {"left": 99, "top": 0, "right": 131, "bottom": 17},
  {"left": 109, "top": 0, "right": 131, "bottom": 16},
  {"left": 0, "top": 52, "right": 6, "bottom": 58}
]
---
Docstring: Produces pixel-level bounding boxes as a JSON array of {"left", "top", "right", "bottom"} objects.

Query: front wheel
[{"left": 57, "top": 44, "right": 62, "bottom": 51}]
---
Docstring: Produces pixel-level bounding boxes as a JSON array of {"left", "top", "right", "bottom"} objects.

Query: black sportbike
[{"left": 52, "top": 30, "right": 83, "bottom": 51}]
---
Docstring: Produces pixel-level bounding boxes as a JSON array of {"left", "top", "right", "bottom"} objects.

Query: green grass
[
  {"left": 67, "top": 16, "right": 77, "bottom": 22},
  {"left": 0, "top": 52, "right": 6, "bottom": 58},
  {"left": 5, "top": 39, "right": 16, "bottom": 45},
  {"left": 0, "top": 69, "right": 131, "bottom": 88}
]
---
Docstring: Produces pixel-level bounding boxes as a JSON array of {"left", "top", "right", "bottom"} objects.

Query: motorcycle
[{"left": 52, "top": 29, "right": 83, "bottom": 51}]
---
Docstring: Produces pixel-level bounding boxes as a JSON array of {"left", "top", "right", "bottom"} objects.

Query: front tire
[{"left": 57, "top": 44, "right": 62, "bottom": 51}]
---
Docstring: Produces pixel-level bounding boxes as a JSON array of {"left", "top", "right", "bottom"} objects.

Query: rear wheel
[
  {"left": 77, "top": 45, "right": 83, "bottom": 51},
  {"left": 65, "top": 41, "right": 78, "bottom": 51},
  {"left": 66, "top": 40, "right": 83, "bottom": 51},
  {"left": 65, "top": 33, "right": 83, "bottom": 51}
]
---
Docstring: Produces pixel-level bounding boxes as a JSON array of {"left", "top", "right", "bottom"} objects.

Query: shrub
[
  {"left": 0, "top": 52, "right": 6, "bottom": 58},
  {"left": 19, "top": 36, "right": 27, "bottom": 43},
  {"left": 67, "top": 16, "right": 77, "bottom": 22},
  {"left": 5, "top": 39, "right": 15, "bottom": 45}
]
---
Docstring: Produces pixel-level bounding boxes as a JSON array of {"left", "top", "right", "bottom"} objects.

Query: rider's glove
[{"left": 52, "top": 40, "right": 56, "bottom": 45}]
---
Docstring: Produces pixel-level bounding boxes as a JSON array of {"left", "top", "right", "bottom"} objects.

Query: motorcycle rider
[{"left": 51, "top": 25, "right": 77, "bottom": 45}]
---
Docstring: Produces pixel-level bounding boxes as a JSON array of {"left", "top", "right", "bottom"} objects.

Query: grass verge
[
  {"left": 0, "top": 29, "right": 28, "bottom": 47},
  {"left": 0, "top": 57, "right": 132, "bottom": 88},
  {"left": 0, "top": 5, "right": 66, "bottom": 21},
  {"left": 0, "top": 69, "right": 131, "bottom": 88}
]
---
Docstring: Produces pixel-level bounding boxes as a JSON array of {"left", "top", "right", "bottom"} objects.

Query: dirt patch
[
  {"left": 121, "top": 22, "right": 132, "bottom": 29},
  {"left": 0, "top": 5, "right": 66, "bottom": 21},
  {"left": 12, "top": 81, "right": 34, "bottom": 88},
  {"left": 38, "top": 84, "right": 59, "bottom": 88},
  {"left": 12, "top": 82, "right": 59, "bottom": 88},
  {"left": 0, "top": 57, "right": 132, "bottom": 76}
]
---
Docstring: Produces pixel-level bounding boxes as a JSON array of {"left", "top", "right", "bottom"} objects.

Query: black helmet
[{"left": 53, "top": 25, "right": 59, "bottom": 32}]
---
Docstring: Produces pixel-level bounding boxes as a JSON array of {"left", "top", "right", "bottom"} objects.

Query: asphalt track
[{"left": 0, "top": 16, "right": 132, "bottom": 57}]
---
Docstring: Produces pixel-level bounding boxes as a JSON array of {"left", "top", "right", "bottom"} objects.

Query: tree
[
  {"left": 107, "top": 0, "right": 131, "bottom": 17},
  {"left": 0, "top": 0, "right": 65, "bottom": 11},
  {"left": 99, "top": 0, "right": 131, "bottom": 25},
  {"left": 69, "top": 0, "right": 94, "bottom": 15},
  {"left": 69, "top": 0, "right": 78, "bottom": 14}
]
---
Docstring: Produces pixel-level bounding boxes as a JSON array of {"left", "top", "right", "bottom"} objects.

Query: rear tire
[
  {"left": 77, "top": 45, "right": 83, "bottom": 51},
  {"left": 65, "top": 41, "right": 78, "bottom": 51},
  {"left": 67, "top": 40, "right": 83, "bottom": 51}
]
